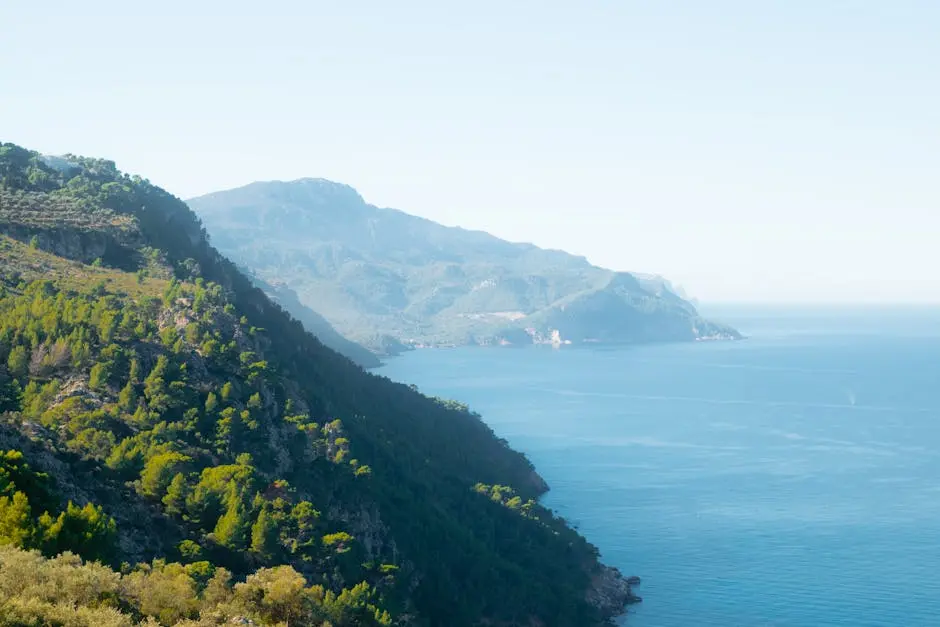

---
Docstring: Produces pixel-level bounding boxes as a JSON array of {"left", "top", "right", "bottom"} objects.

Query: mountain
[
  {"left": 188, "top": 179, "right": 740, "bottom": 354},
  {"left": 0, "top": 143, "right": 639, "bottom": 625}
]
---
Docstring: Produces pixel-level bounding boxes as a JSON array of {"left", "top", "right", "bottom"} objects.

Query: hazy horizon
[
  {"left": 188, "top": 175, "right": 940, "bottom": 307},
  {"left": 3, "top": 1, "right": 937, "bottom": 304}
]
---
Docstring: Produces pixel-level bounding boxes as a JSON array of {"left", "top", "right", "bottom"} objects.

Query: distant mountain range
[{"left": 188, "top": 179, "right": 740, "bottom": 360}]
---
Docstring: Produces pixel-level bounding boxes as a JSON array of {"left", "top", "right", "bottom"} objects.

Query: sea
[{"left": 379, "top": 306, "right": 940, "bottom": 627}]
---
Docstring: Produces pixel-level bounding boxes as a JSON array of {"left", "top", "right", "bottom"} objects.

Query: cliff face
[{"left": 188, "top": 179, "right": 741, "bottom": 354}]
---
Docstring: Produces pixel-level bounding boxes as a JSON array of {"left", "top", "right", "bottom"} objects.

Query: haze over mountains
[
  {"left": 246, "top": 272, "right": 383, "bottom": 368},
  {"left": 189, "top": 179, "right": 739, "bottom": 360}
]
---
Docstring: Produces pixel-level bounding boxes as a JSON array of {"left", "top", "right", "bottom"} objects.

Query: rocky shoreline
[
  {"left": 528, "top": 470, "right": 640, "bottom": 623},
  {"left": 588, "top": 564, "right": 643, "bottom": 622}
]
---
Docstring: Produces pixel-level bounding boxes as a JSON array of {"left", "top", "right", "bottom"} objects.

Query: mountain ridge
[{"left": 189, "top": 178, "right": 741, "bottom": 355}]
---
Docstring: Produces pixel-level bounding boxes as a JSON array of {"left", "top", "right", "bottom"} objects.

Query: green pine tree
[
  {"left": 0, "top": 491, "right": 34, "bottom": 547},
  {"left": 6, "top": 346, "right": 28, "bottom": 380},
  {"left": 204, "top": 391, "right": 218, "bottom": 414},
  {"left": 250, "top": 506, "right": 279, "bottom": 560},
  {"left": 162, "top": 473, "right": 190, "bottom": 515},
  {"left": 214, "top": 492, "right": 250, "bottom": 549}
]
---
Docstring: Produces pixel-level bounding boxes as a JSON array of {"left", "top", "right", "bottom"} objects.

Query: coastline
[
  {"left": 365, "top": 333, "right": 746, "bottom": 370},
  {"left": 367, "top": 334, "right": 743, "bottom": 621},
  {"left": 589, "top": 565, "right": 643, "bottom": 621},
  {"left": 377, "top": 346, "right": 645, "bottom": 623},
  {"left": 528, "top": 467, "right": 643, "bottom": 622}
]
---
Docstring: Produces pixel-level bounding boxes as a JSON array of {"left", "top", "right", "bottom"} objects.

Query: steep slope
[
  {"left": 246, "top": 271, "right": 382, "bottom": 368},
  {"left": 0, "top": 143, "right": 638, "bottom": 625},
  {"left": 189, "top": 178, "right": 740, "bottom": 353}
]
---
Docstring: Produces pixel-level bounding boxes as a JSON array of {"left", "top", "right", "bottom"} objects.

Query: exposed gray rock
[{"left": 586, "top": 563, "right": 642, "bottom": 621}]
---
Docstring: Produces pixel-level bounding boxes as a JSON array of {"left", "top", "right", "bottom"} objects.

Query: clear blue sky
[{"left": 2, "top": 1, "right": 938, "bottom": 303}]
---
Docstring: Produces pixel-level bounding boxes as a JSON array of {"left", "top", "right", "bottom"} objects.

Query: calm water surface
[{"left": 380, "top": 307, "right": 940, "bottom": 626}]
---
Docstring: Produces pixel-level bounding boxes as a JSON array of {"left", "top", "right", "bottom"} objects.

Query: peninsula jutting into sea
[{"left": 188, "top": 177, "right": 741, "bottom": 365}]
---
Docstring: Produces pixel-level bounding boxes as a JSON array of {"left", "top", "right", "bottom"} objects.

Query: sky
[{"left": 2, "top": 1, "right": 938, "bottom": 304}]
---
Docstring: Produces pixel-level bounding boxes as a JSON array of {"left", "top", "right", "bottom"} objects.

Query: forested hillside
[
  {"left": 189, "top": 178, "right": 740, "bottom": 354},
  {"left": 0, "top": 143, "right": 637, "bottom": 626}
]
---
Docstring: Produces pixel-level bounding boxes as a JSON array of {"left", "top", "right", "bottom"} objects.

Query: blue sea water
[{"left": 379, "top": 307, "right": 940, "bottom": 626}]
